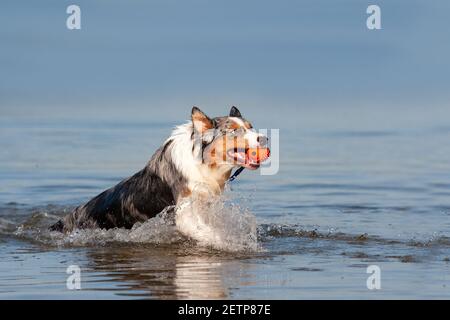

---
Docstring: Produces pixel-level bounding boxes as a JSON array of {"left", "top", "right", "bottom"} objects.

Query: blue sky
[{"left": 1, "top": 0, "right": 449, "bottom": 119}]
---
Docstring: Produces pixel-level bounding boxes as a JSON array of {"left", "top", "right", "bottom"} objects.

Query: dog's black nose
[{"left": 257, "top": 136, "right": 268, "bottom": 147}]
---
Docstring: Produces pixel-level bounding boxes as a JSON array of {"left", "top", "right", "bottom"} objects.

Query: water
[
  {"left": 1, "top": 105, "right": 450, "bottom": 299},
  {"left": 2, "top": 0, "right": 450, "bottom": 299}
]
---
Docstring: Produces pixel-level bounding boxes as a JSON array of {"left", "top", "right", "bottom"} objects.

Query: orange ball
[{"left": 246, "top": 147, "right": 270, "bottom": 163}]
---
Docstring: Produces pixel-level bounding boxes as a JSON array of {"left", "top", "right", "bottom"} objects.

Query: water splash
[
  {"left": 175, "top": 190, "right": 259, "bottom": 252},
  {"left": 10, "top": 191, "right": 260, "bottom": 252},
  {"left": 52, "top": 206, "right": 187, "bottom": 246}
]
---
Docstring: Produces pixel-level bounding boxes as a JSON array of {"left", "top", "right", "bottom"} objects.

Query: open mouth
[{"left": 226, "top": 147, "right": 270, "bottom": 170}]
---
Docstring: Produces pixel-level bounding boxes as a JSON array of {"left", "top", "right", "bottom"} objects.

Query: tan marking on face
[
  {"left": 203, "top": 134, "right": 248, "bottom": 166},
  {"left": 227, "top": 117, "right": 252, "bottom": 131},
  {"left": 229, "top": 122, "right": 241, "bottom": 130},
  {"left": 229, "top": 117, "right": 245, "bottom": 127},
  {"left": 208, "top": 148, "right": 217, "bottom": 168},
  {"left": 180, "top": 187, "right": 192, "bottom": 198},
  {"left": 201, "top": 116, "right": 254, "bottom": 167},
  {"left": 244, "top": 121, "right": 253, "bottom": 129}
]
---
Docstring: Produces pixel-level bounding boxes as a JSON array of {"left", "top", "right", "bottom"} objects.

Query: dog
[{"left": 50, "top": 106, "right": 269, "bottom": 233}]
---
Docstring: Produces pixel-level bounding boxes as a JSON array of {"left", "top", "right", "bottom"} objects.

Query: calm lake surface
[{"left": 1, "top": 105, "right": 450, "bottom": 299}]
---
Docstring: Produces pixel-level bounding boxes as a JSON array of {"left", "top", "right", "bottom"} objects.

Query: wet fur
[{"left": 51, "top": 140, "right": 186, "bottom": 232}]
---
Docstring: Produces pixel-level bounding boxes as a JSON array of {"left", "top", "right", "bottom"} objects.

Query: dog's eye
[{"left": 228, "top": 128, "right": 244, "bottom": 135}]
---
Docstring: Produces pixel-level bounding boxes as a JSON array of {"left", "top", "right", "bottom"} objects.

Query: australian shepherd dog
[{"left": 50, "top": 106, "right": 269, "bottom": 235}]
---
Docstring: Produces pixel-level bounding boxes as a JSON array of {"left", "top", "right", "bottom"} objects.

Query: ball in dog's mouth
[{"left": 227, "top": 147, "right": 270, "bottom": 170}]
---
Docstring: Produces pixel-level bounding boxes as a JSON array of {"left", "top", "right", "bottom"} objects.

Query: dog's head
[{"left": 191, "top": 106, "right": 270, "bottom": 171}]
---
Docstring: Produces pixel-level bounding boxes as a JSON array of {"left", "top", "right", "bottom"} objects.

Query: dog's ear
[
  {"left": 192, "top": 106, "right": 214, "bottom": 134},
  {"left": 229, "top": 106, "right": 242, "bottom": 118}
]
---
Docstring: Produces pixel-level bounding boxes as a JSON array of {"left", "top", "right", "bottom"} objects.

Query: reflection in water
[
  {"left": 174, "top": 257, "right": 227, "bottom": 299},
  {"left": 84, "top": 245, "right": 240, "bottom": 299}
]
